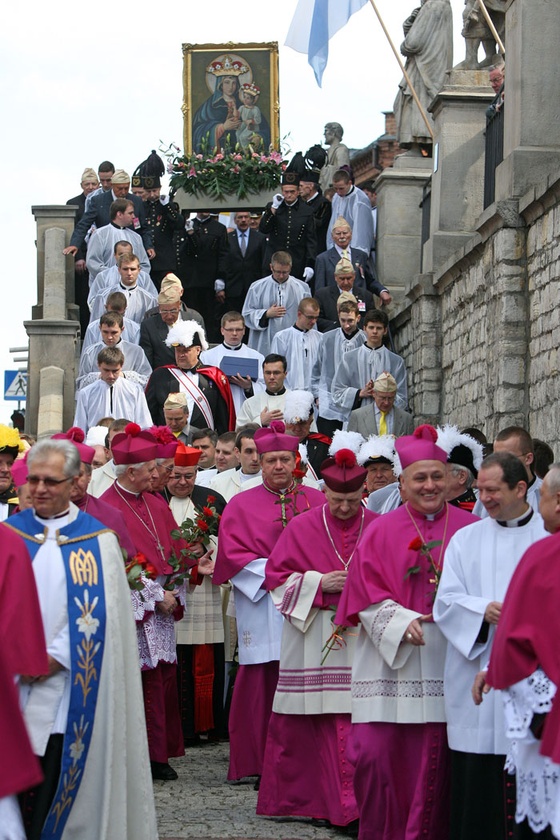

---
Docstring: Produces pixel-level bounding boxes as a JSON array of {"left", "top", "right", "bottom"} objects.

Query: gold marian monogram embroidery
[{"left": 69, "top": 549, "right": 98, "bottom": 587}]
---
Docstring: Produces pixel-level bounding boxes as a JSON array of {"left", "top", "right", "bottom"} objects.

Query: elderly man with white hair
[{"left": 145, "top": 319, "right": 235, "bottom": 432}]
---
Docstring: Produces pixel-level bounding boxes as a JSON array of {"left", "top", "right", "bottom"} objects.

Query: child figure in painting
[{"left": 238, "top": 83, "right": 263, "bottom": 149}]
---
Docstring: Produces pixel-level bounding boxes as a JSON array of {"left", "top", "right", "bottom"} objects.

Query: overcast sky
[{"left": 0, "top": 0, "right": 467, "bottom": 424}]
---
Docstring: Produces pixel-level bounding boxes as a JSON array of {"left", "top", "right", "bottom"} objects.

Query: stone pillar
[
  {"left": 422, "top": 70, "right": 494, "bottom": 272},
  {"left": 36, "top": 367, "right": 65, "bottom": 438},
  {"left": 375, "top": 154, "right": 432, "bottom": 300},
  {"left": 405, "top": 274, "right": 442, "bottom": 423},
  {"left": 31, "top": 206, "right": 78, "bottom": 321},
  {"left": 25, "top": 206, "right": 81, "bottom": 436},
  {"left": 495, "top": 0, "right": 560, "bottom": 200}
]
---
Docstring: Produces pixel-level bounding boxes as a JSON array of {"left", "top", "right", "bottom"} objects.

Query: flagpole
[
  {"left": 367, "top": 0, "right": 434, "bottom": 141},
  {"left": 475, "top": 0, "right": 505, "bottom": 55}
]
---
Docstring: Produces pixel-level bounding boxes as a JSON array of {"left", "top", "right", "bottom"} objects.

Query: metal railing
[{"left": 484, "top": 104, "right": 504, "bottom": 208}]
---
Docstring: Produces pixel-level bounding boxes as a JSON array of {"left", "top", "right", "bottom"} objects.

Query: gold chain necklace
[{"left": 322, "top": 505, "right": 365, "bottom": 571}]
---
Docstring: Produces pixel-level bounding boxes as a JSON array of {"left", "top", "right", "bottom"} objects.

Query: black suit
[
  {"left": 139, "top": 309, "right": 205, "bottom": 369},
  {"left": 315, "top": 285, "right": 375, "bottom": 332},
  {"left": 225, "top": 228, "right": 266, "bottom": 312},
  {"left": 143, "top": 198, "right": 184, "bottom": 289},
  {"left": 259, "top": 198, "right": 317, "bottom": 281},
  {"left": 177, "top": 217, "right": 229, "bottom": 342},
  {"left": 66, "top": 192, "right": 89, "bottom": 335},
  {"left": 314, "top": 246, "right": 388, "bottom": 297},
  {"left": 70, "top": 191, "right": 152, "bottom": 251},
  {"left": 306, "top": 191, "right": 332, "bottom": 256}
]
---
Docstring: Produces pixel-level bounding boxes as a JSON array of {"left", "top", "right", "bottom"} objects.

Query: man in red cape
[{"left": 145, "top": 319, "right": 235, "bottom": 432}]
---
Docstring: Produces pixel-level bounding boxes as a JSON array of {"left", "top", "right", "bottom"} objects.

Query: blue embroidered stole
[{"left": 6, "top": 509, "right": 109, "bottom": 840}]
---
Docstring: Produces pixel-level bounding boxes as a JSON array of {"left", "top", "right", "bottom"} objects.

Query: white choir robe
[
  {"left": 87, "top": 266, "right": 157, "bottom": 308},
  {"left": 270, "top": 325, "right": 322, "bottom": 392},
  {"left": 89, "top": 283, "right": 158, "bottom": 324},
  {"left": 82, "top": 317, "right": 140, "bottom": 352},
  {"left": 433, "top": 511, "right": 548, "bottom": 754},
  {"left": 209, "top": 467, "right": 259, "bottom": 501},
  {"left": 231, "top": 558, "right": 283, "bottom": 665},
  {"left": 200, "top": 342, "right": 265, "bottom": 415},
  {"left": 77, "top": 339, "right": 152, "bottom": 389},
  {"left": 235, "top": 388, "right": 290, "bottom": 429},
  {"left": 327, "top": 186, "right": 375, "bottom": 254},
  {"left": 242, "top": 275, "right": 311, "bottom": 357},
  {"left": 332, "top": 343, "right": 408, "bottom": 412},
  {"left": 169, "top": 496, "right": 224, "bottom": 647},
  {"left": 74, "top": 376, "right": 152, "bottom": 433},
  {"left": 85, "top": 223, "right": 150, "bottom": 281},
  {"left": 311, "top": 327, "right": 365, "bottom": 424}
]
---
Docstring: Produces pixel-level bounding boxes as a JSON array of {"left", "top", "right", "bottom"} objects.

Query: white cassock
[
  {"left": 270, "top": 326, "right": 322, "bottom": 392},
  {"left": 311, "top": 327, "right": 365, "bottom": 423},
  {"left": 232, "top": 558, "right": 283, "bottom": 665},
  {"left": 89, "top": 284, "right": 158, "bottom": 324},
  {"left": 331, "top": 343, "right": 408, "bottom": 412},
  {"left": 85, "top": 224, "right": 150, "bottom": 281},
  {"left": 82, "top": 317, "right": 140, "bottom": 352},
  {"left": 235, "top": 388, "right": 290, "bottom": 429},
  {"left": 242, "top": 275, "right": 311, "bottom": 357},
  {"left": 87, "top": 266, "right": 157, "bottom": 309},
  {"left": 327, "top": 186, "right": 374, "bottom": 254},
  {"left": 433, "top": 510, "right": 548, "bottom": 754},
  {"left": 473, "top": 476, "right": 543, "bottom": 519},
  {"left": 209, "top": 467, "right": 261, "bottom": 501},
  {"left": 74, "top": 377, "right": 152, "bottom": 433},
  {"left": 200, "top": 342, "right": 265, "bottom": 414},
  {"left": 77, "top": 340, "right": 152, "bottom": 389}
]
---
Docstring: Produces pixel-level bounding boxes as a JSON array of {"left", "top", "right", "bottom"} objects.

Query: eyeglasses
[
  {"left": 159, "top": 308, "right": 180, "bottom": 315},
  {"left": 27, "top": 476, "right": 72, "bottom": 488}
]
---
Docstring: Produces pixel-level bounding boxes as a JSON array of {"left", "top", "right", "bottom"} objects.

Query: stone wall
[{"left": 390, "top": 174, "right": 560, "bottom": 453}]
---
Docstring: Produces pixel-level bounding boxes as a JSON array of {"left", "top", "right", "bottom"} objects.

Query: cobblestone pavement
[{"left": 155, "top": 741, "right": 347, "bottom": 840}]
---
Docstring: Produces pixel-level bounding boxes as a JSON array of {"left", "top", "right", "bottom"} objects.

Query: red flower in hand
[
  {"left": 408, "top": 536, "right": 424, "bottom": 551},
  {"left": 206, "top": 495, "right": 216, "bottom": 504},
  {"left": 196, "top": 520, "right": 210, "bottom": 532},
  {"left": 202, "top": 506, "right": 214, "bottom": 517}
]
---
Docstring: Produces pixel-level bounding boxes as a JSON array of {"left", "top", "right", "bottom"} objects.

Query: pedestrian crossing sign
[{"left": 4, "top": 370, "right": 27, "bottom": 401}]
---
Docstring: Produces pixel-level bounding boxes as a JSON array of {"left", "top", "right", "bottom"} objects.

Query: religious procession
[{"left": 3, "top": 0, "right": 560, "bottom": 838}]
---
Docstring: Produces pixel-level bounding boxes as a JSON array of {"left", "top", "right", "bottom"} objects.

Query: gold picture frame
[{"left": 182, "top": 41, "right": 280, "bottom": 155}]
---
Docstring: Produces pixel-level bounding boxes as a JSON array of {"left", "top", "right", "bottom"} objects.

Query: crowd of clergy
[{"left": 1, "top": 155, "right": 560, "bottom": 839}]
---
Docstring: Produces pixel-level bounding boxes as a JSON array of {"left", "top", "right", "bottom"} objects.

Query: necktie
[
  {"left": 379, "top": 411, "right": 387, "bottom": 435},
  {"left": 240, "top": 231, "right": 247, "bottom": 256},
  {"left": 342, "top": 248, "right": 349, "bottom": 259}
]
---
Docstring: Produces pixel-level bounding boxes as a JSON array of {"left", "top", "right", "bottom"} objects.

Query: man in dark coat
[
  {"left": 222, "top": 211, "right": 266, "bottom": 314},
  {"left": 176, "top": 213, "right": 229, "bottom": 343},
  {"left": 315, "top": 258, "right": 375, "bottom": 332},
  {"left": 66, "top": 167, "right": 100, "bottom": 335},
  {"left": 259, "top": 172, "right": 317, "bottom": 284},
  {"left": 65, "top": 169, "right": 153, "bottom": 256},
  {"left": 299, "top": 171, "right": 332, "bottom": 258},
  {"left": 140, "top": 274, "right": 205, "bottom": 370}
]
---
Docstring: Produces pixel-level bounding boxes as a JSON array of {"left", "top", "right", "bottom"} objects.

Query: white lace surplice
[{"left": 503, "top": 669, "right": 560, "bottom": 838}]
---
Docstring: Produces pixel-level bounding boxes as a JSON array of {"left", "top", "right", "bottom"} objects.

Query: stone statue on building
[
  {"left": 319, "top": 122, "right": 351, "bottom": 190},
  {"left": 393, "top": 0, "right": 453, "bottom": 151},
  {"left": 459, "top": 0, "right": 506, "bottom": 69}
]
